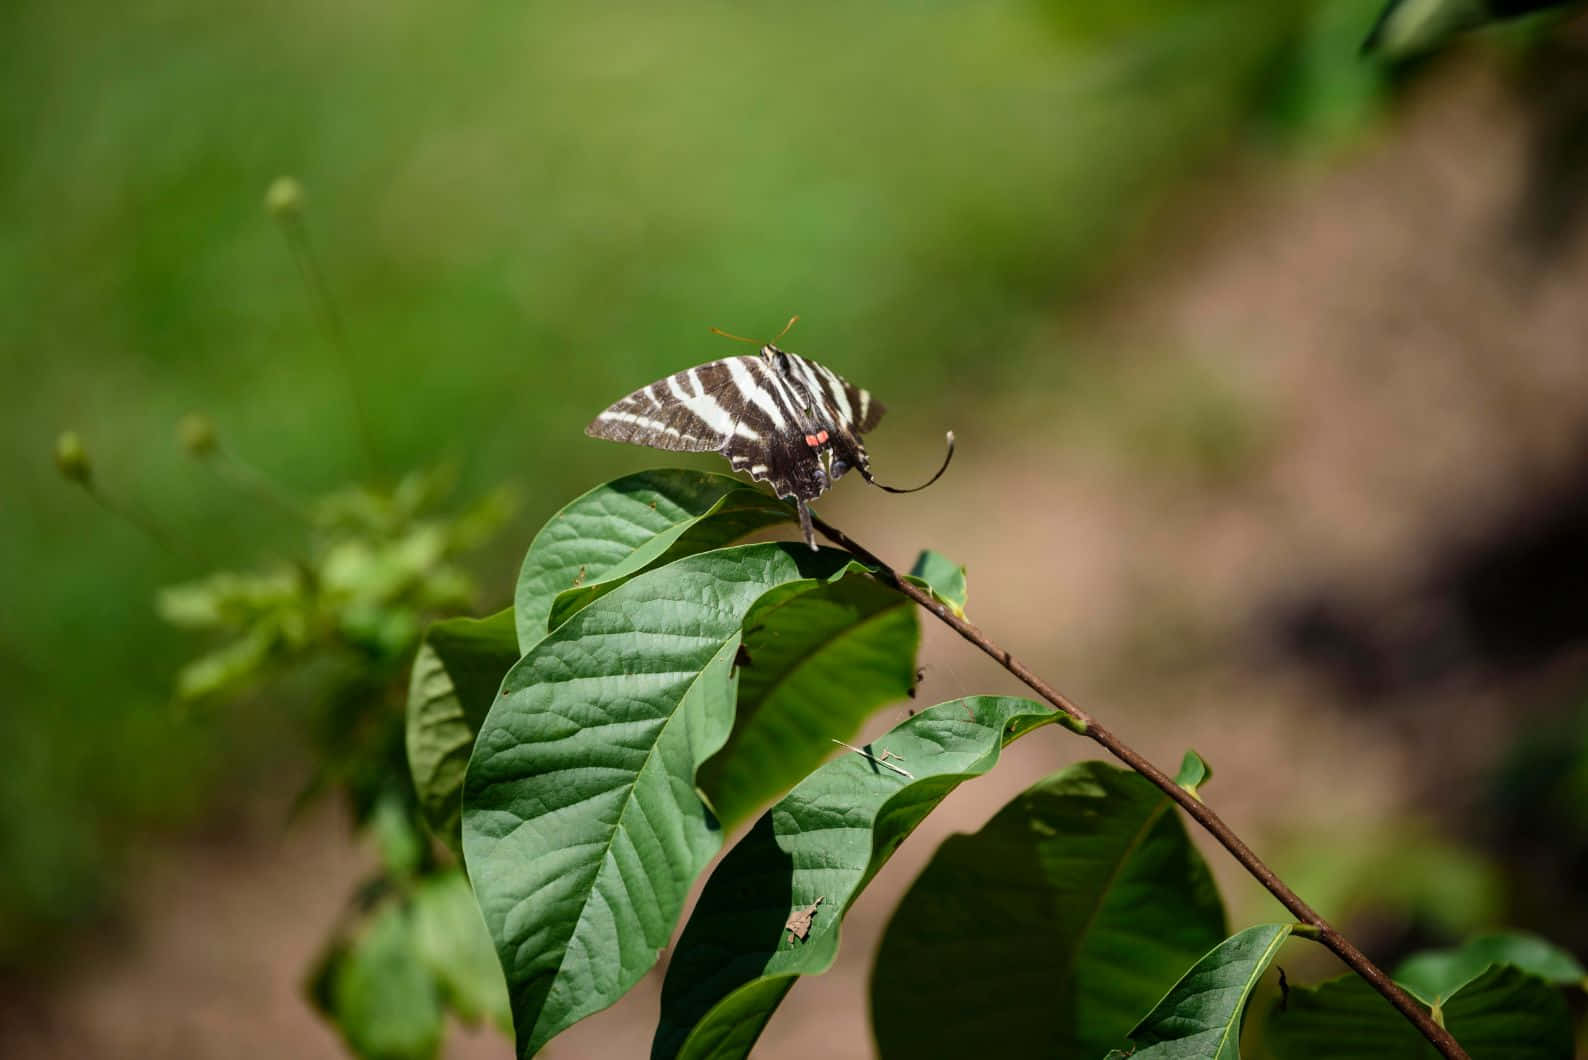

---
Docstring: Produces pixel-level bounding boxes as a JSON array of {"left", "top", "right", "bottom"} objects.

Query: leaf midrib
[
  {"left": 534, "top": 635, "right": 740, "bottom": 1043},
  {"left": 1052, "top": 793, "right": 1174, "bottom": 1009},
  {"left": 661, "top": 701, "right": 1056, "bottom": 1058},
  {"left": 1211, "top": 927, "right": 1289, "bottom": 1058},
  {"left": 542, "top": 494, "right": 789, "bottom": 634},
  {"left": 748, "top": 596, "right": 911, "bottom": 709}
]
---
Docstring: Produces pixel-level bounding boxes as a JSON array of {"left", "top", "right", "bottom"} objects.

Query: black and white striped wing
[
  {"left": 723, "top": 414, "right": 826, "bottom": 502},
  {"left": 585, "top": 356, "right": 767, "bottom": 453},
  {"left": 585, "top": 348, "right": 887, "bottom": 508},
  {"left": 783, "top": 352, "right": 886, "bottom": 435}
]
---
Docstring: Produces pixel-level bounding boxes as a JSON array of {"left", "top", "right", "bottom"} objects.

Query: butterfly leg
[{"left": 797, "top": 501, "right": 817, "bottom": 551}]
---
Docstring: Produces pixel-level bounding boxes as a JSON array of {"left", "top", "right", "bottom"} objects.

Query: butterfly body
[{"left": 587, "top": 344, "right": 889, "bottom": 547}]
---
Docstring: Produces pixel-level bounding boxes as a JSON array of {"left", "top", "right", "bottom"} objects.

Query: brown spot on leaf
[{"left": 785, "top": 896, "right": 824, "bottom": 944}]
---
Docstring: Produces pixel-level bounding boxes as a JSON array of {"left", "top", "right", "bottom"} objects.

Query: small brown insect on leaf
[
  {"left": 571, "top": 565, "right": 587, "bottom": 588},
  {"left": 734, "top": 644, "right": 753, "bottom": 672},
  {"left": 785, "top": 896, "right": 825, "bottom": 944}
]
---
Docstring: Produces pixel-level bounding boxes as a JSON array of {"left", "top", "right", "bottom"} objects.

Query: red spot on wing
[
  {"left": 816, "top": 429, "right": 829, "bottom": 444},
  {"left": 804, "top": 434, "right": 819, "bottom": 447}
]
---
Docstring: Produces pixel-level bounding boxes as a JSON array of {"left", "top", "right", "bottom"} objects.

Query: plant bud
[
  {"left": 264, "top": 176, "right": 303, "bottom": 218},
  {"left": 55, "top": 431, "right": 92, "bottom": 484},
  {"left": 179, "top": 413, "right": 217, "bottom": 457}
]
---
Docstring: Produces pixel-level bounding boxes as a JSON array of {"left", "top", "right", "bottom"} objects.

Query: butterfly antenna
[
  {"left": 861, "top": 431, "right": 956, "bottom": 494},
  {"left": 709, "top": 326, "right": 760, "bottom": 345},
  {"left": 773, "top": 315, "right": 800, "bottom": 342}
]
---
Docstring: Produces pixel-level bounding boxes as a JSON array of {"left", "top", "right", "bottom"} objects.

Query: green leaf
[
  {"left": 1394, "top": 931, "right": 1586, "bottom": 1006},
  {"left": 173, "top": 620, "right": 278, "bottom": 700},
  {"left": 157, "top": 567, "right": 302, "bottom": 629},
  {"left": 464, "top": 543, "right": 863, "bottom": 1057},
  {"left": 652, "top": 696, "right": 1059, "bottom": 1060},
  {"left": 411, "top": 871, "right": 512, "bottom": 1033},
  {"left": 405, "top": 609, "right": 519, "bottom": 855},
  {"left": 906, "top": 549, "right": 967, "bottom": 617},
  {"left": 312, "top": 900, "right": 445, "bottom": 1060},
  {"left": 1274, "top": 825, "right": 1505, "bottom": 939},
  {"left": 370, "top": 790, "right": 426, "bottom": 880},
  {"left": 1265, "top": 964, "right": 1573, "bottom": 1060},
  {"left": 696, "top": 572, "right": 919, "bottom": 829},
  {"left": 1175, "top": 748, "right": 1213, "bottom": 796},
  {"left": 1360, "top": 0, "right": 1520, "bottom": 59},
  {"left": 1261, "top": 0, "right": 1387, "bottom": 145},
  {"left": 513, "top": 470, "right": 792, "bottom": 648},
  {"left": 1112, "top": 923, "right": 1292, "bottom": 1059},
  {"left": 871, "top": 761, "right": 1227, "bottom": 1058}
]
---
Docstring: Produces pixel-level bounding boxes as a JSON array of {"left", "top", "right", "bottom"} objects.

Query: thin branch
[
  {"left": 212, "top": 442, "right": 314, "bottom": 524},
  {"left": 810, "top": 512, "right": 1470, "bottom": 1060},
  {"left": 277, "top": 210, "right": 381, "bottom": 476},
  {"left": 85, "top": 484, "right": 179, "bottom": 555}
]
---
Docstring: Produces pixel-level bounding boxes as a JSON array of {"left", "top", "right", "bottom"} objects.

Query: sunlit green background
[{"left": 7, "top": 1, "right": 1582, "bottom": 1038}]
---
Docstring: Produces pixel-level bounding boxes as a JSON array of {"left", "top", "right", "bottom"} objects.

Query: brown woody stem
[{"left": 810, "top": 513, "right": 1469, "bottom": 1060}]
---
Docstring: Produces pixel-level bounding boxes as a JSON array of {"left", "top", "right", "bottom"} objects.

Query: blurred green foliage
[
  {"left": 103, "top": 438, "right": 515, "bottom": 1052},
  {"left": 1, "top": 0, "right": 1412, "bottom": 968},
  {"left": 157, "top": 464, "right": 512, "bottom": 704}
]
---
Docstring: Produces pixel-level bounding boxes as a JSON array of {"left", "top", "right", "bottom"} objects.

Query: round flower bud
[
  {"left": 178, "top": 414, "right": 217, "bottom": 457},
  {"left": 55, "top": 431, "right": 92, "bottom": 485},
  {"left": 264, "top": 176, "right": 303, "bottom": 218}
]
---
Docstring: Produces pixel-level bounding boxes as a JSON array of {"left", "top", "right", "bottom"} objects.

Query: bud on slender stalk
[
  {"left": 53, "top": 430, "right": 177, "bottom": 553},
  {"left": 265, "top": 176, "right": 303, "bottom": 219},
  {"left": 55, "top": 431, "right": 92, "bottom": 486},
  {"left": 178, "top": 414, "right": 218, "bottom": 458},
  {"left": 188, "top": 416, "right": 311, "bottom": 523},
  {"left": 264, "top": 174, "right": 380, "bottom": 475}
]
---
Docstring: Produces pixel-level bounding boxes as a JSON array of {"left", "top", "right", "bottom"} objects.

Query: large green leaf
[
  {"left": 464, "top": 543, "right": 868, "bottom": 1057},
  {"left": 513, "top": 470, "right": 791, "bottom": 648},
  {"left": 652, "top": 696, "right": 1059, "bottom": 1060},
  {"left": 1265, "top": 964, "right": 1572, "bottom": 1059},
  {"left": 405, "top": 609, "right": 519, "bottom": 855},
  {"left": 1109, "top": 923, "right": 1293, "bottom": 1059},
  {"left": 1393, "top": 931, "right": 1586, "bottom": 1006},
  {"left": 696, "top": 572, "right": 919, "bottom": 829},
  {"left": 871, "top": 761, "right": 1227, "bottom": 1058}
]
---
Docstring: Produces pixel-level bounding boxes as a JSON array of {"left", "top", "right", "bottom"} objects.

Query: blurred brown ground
[{"left": 7, "top": 54, "right": 1588, "bottom": 1058}]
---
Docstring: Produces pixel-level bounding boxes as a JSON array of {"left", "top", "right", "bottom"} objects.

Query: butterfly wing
[
  {"left": 711, "top": 352, "right": 828, "bottom": 502},
  {"left": 820, "top": 361, "right": 886, "bottom": 435},
  {"left": 783, "top": 351, "right": 885, "bottom": 435},
  {"left": 774, "top": 350, "right": 886, "bottom": 484},
  {"left": 587, "top": 348, "right": 892, "bottom": 548},
  {"left": 585, "top": 356, "right": 763, "bottom": 453},
  {"left": 585, "top": 353, "right": 828, "bottom": 498}
]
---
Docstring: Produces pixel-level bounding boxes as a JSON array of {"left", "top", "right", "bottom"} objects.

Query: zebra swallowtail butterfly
[{"left": 586, "top": 327, "right": 953, "bottom": 549}]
